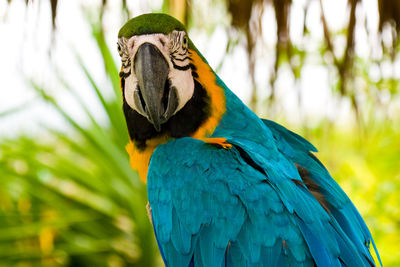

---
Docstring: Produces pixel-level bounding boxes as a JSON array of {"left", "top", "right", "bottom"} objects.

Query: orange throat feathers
[{"left": 125, "top": 49, "right": 226, "bottom": 183}]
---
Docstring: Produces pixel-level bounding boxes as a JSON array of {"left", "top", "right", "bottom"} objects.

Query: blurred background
[{"left": 0, "top": 0, "right": 399, "bottom": 266}]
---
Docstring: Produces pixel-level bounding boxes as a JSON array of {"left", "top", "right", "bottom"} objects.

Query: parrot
[{"left": 117, "top": 13, "right": 381, "bottom": 267}]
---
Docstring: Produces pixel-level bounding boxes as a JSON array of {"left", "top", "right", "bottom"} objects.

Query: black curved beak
[{"left": 134, "top": 43, "right": 177, "bottom": 131}]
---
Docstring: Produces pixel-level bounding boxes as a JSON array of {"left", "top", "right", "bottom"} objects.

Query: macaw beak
[{"left": 134, "top": 43, "right": 177, "bottom": 132}]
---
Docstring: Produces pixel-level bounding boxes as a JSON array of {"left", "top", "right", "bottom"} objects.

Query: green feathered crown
[{"left": 118, "top": 13, "right": 187, "bottom": 38}]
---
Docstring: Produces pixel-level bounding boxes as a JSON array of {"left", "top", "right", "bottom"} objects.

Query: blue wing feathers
[
  {"left": 261, "top": 119, "right": 380, "bottom": 266},
  {"left": 147, "top": 115, "right": 379, "bottom": 266},
  {"left": 171, "top": 207, "right": 192, "bottom": 254},
  {"left": 199, "top": 225, "right": 227, "bottom": 266},
  {"left": 297, "top": 219, "right": 341, "bottom": 267}
]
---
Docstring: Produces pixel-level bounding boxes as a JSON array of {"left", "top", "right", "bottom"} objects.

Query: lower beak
[{"left": 134, "top": 43, "right": 177, "bottom": 131}]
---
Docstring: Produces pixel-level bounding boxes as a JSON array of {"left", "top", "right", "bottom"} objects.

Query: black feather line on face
[
  {"left": 172, "top": 62, "right": 191, "bottom": 71},
  {"left": 122, "top": 75, "right": 210, "bottom": 150},
  {"left": 119, "top": 70, "right": 131, "bottom": 78},
  {"left": 122, "top": 57, "right": 131, "bottom": 69}
]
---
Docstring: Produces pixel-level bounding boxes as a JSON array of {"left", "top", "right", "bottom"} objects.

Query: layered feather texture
[{"left": 147, "top": 80, "right": 380, "bottom": 267}]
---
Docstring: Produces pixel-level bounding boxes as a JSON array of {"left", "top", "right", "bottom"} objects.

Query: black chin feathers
[{"left": 122, "top": 79, "right": 210, "bottom": 150}]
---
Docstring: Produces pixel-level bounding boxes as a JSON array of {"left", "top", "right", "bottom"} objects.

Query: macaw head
[
  {"left": 118, "top": 14, "right": 226, "bottom": 151},
  {"left": 118, "top": 14, "right": 193, "bottom": 131}
]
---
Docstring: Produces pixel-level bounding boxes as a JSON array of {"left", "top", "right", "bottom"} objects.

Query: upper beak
[{"left": 134, "top": 43, "right": 178, "bottom": 131}]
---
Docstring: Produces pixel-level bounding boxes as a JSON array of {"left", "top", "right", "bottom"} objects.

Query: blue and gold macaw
[{"left": 117, "top": 13, "right": 381, "bottom": 267}]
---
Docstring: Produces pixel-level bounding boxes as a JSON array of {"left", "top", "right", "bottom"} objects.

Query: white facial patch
[
  {"left": 124, "top": 74, "right": 142, "bottom": 115},
  {"left": 118, "top": 31, "right": 195, "bottom": 116},
  {"left": 168, "top": 67, "right": 194, "bottom": 111}
]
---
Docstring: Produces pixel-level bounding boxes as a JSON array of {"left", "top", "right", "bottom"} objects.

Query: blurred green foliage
[
  {"left": 1, "top": 0, "right": 400, "bottom": 266},
  {"left": 0, "top": 21, "right": 161, "bottom": 267}
]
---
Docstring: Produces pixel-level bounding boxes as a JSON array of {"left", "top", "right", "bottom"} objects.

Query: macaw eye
[
  {"left": 182, "top": 36, "right": 188, "bottom": 48},
  {"left": 117, "top": 43, "right": 122, "bottom": 56}
]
